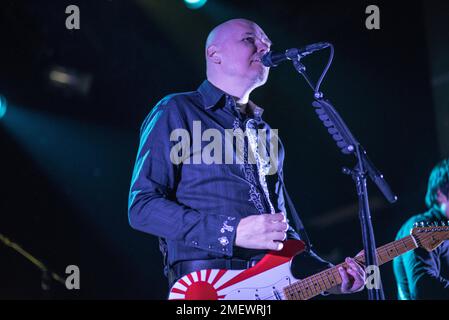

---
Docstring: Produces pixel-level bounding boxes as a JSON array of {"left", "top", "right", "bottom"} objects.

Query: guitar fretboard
[{"left": 283, "top": 235, "right": 417, "bottom": 300}]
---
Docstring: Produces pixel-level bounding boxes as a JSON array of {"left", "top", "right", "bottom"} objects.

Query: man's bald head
[
  {"left": 204, "top": 19, "right": 272, "bottom": 101},
  {"left": 205, "top": 19, "right": 257, "bottom": 50}
]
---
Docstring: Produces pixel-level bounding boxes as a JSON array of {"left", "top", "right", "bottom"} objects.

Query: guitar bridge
[{"left": 273, "top": 287, "right": 282, "bottom": 300}]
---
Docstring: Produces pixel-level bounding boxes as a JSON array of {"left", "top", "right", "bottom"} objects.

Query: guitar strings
[{"left": 255, "top": 233, "right": 438, "bottom": 300}]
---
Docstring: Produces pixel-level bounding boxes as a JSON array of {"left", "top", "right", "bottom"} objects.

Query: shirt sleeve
[
  {"left": 404, "top": 245, "right": 449, "bottom": 299},
  {"left": 128, "top": 97, "right": 240, "bottom": 256}
]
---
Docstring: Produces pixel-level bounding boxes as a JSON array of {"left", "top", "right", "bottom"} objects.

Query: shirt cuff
[{"left": 188, "top": 215, "right": 241, "bottom": 257}]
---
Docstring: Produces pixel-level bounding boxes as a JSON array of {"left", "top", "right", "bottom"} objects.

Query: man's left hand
[{"left": 337, "top": 257, "right": 365, "bottom": 294}]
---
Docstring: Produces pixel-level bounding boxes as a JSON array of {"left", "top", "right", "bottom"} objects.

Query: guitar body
[{"left": 168, "top": 239, "right": 306, "bottom": 300}]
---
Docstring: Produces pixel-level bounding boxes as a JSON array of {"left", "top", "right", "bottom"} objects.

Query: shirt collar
[
  {"left": 198, "top": 80, "right": 225, "bottom": 110},
  {"left": 246, "top": 100, "right": 264, "bottom": 119},
  {"left": 197, "top": 80, "right": 265, "bottom": 119}
]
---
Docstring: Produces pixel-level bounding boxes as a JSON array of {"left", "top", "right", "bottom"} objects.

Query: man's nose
[
  {"left": 257, "top": 41, "right": 269, "bottom": 54},
  {"left": 257, "top": 46, "right": 269, "bottom": 56}
]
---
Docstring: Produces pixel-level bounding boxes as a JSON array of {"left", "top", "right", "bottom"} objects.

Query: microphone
[{"left": 262, "top": 42, "right": 331, "bottom": 67}]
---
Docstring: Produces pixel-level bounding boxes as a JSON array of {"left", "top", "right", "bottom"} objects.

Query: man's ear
[
  {"left": 206, "top": 45, "right": 221, "bottom": 64},
  {"left": 436, "top": 189, "right": 449, "bottom": 204}
]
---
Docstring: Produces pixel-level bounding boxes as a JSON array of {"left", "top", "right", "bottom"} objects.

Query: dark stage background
[{"left": 0, "top": 0, "right": 448, "bottom": 299}]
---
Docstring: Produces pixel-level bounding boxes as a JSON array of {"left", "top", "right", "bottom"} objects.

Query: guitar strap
[{"left": 277, "top": 170, "right": 312, "bottom": 250}]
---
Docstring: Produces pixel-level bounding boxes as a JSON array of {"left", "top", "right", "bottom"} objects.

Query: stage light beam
[
  {"left": 184, "top": 0, "right": 207, "bottom": 10},
  {"left": 0, "top": 95, "right": 8, "bottom": 119}
]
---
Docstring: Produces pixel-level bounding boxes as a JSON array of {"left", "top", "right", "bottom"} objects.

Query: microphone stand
[{"left": 288, "top": 47, "right": 397, "bottom": 300}]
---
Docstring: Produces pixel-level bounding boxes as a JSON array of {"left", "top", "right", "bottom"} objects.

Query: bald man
[{"left": 128, "top": 19, "right": 365, "bottom": 299}]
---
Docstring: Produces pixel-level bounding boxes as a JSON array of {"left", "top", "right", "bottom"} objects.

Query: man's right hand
[{"left": 235, "top": 212, "right": 289, "bottom": 251}]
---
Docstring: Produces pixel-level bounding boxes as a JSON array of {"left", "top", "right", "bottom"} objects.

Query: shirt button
[{"left": 192, "top": 241, "right": 198, "bottom": 246}]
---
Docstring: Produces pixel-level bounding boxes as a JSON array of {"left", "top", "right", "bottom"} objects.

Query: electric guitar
[{"left": 168, "top": 223, "right": 449, "bottom": 300}]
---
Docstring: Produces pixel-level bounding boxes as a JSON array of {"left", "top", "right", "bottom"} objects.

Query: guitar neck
[{"left": 283, "top": 235, "right": 418, "bottom": 300}]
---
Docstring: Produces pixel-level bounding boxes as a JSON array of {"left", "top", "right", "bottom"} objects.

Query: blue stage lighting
[
  {"left": 184, "top": 0, "right": 207, "bottom": 10},
  {"left": 0, "top": 95, "right": 7, "bottom": 119}
]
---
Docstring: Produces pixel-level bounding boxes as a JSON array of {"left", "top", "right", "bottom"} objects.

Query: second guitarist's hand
[{"left": 235, "top": 212, "right": 289, "bottom": 251}]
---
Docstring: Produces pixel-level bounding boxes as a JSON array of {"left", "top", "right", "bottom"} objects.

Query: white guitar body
[{"left": 168, "top": 240, "right": 304, "bottom": 300}]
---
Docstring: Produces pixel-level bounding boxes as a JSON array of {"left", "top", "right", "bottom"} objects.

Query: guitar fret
[
  {"left": 285, "top": 286, "right": 299, "bottom": 300},
  {"left": 383, "top": 246, "right": 393, "bottom": 262},
  {"left": 304, "top": 278, "right": 317, "bottom": 298},
  {"left": 308, "top": 276, "right": 321, "bottom": 298},
  {"left": 317, "top": 267, "right": 340, "bottom": 292},
  {"left": 320, "top": 271, "right": 329, "bottom": 289},
  {"left": 398, "top": 239, "right": 407, "bottom": 254},
  {"left": 385, "top": 246, "right": 392, "bottom": 260},
  {"left": 318, "top": 274, "right": 328, "bottom": 291},
  {"left": 401, "top": 238, "right": 408, "bottom": 250},
  {"left": 298, "top": 283, "right": 310, "bottom": 300},
  {"left": 298, "top": 284, "right": 306, "bottom": 300},
  {"left": 393, "top": 241, "right": 400, "bottom": 256},
  {"left": 320, "top": 272, "right": 331, "bottom": 290},
  {"left": 320, "top": 269, "right": 335, "bottom": 292},
  {"left": 329, "top": 269, "right": 339, "bottom": 288},
  {"left": 294, "top": 281, "right": 306, "bottom": 300},
  {"left": 291, "top": 285, "right": 302, "bottom": 300},
  {"left": 387, "top": 246, "right": 395, "bottom": 259},
  {"left": 295, "top": 287, "right": 303, "bottom": 300},
  {"left": 299, "top": 279, "right": 310, "bottom": 299},
  {"left": 378, "top": 250, "right": 384, "bottom": 264},
  {"left": 285, "top": 285, "right": 294, "bottom": 300},
  {"left": 288, "top": 284, "right": 297, "bottom": 300},
  {"left": 392, "top": 242, "right": 399, "bottom": 257},
  {"left": 310, "top": 275, "right": 322, "bottom": 293},
  {"left": 332, "top": 267, "right": 342, "bottom": 290}
]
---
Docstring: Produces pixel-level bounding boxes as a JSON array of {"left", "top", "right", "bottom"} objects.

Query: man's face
[
  {"left": 437, "top": 189, "right": 449, "bottom": 218},
  {"left": 217, "top": 21, "right": 272, "bottom": 86}
]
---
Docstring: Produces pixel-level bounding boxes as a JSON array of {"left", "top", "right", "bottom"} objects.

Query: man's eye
[{"left": 243, "top": 37, "right": 255, "bottom": 43}]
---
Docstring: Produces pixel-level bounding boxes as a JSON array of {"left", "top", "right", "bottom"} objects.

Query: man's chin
[
  {"left": 253, "top": 69, "right": 269, "bottom": 86},
  {"left": 240, "top": 66, "right": 269, "bottom": 87},
  {"left": 258, "top": 74, "right": 269, "bottom": 86}
]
